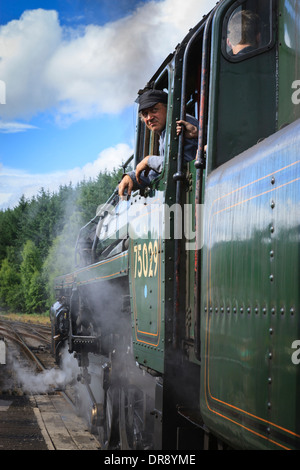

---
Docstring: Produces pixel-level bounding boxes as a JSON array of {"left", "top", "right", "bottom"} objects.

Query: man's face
[{"left": 140, "top": 102, "right": 167, "bottom": 134}]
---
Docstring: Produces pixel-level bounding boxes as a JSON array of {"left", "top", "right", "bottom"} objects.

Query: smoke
[{"left": 9, "top": 346, "right": 80, "bottom": 394}]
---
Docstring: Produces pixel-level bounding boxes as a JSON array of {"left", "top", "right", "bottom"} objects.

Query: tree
[
  {"left": 0, "top": 167, "right": 124, "bottom": 314},
  {"left": 0, "top": 256, "right": 24, "bottom": 311},
  {"left": 20, "top": 240, "right": 46, "bottom": 314}
]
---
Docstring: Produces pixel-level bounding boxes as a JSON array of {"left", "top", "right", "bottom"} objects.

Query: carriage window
[{"left": 222, "top": 0, "right": 273, "bottom": 62}]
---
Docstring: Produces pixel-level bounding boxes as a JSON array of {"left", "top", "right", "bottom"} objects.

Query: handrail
[
  {"left": 173, "top": 8, "right": 215, "bottom": 353},
  {"left": 172, "top": 18, "right": 206, "bottom": 349},
  {"left": 194, "top": 11, "right": 214, "bottom": 361}
]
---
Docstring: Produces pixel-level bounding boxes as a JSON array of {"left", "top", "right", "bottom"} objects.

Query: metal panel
[{"left": 200, "top": 119, "right": 300, "bottom": 450}]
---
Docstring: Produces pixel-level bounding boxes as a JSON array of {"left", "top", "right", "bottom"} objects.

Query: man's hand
[
  {"left": 135, "top": 155, "right": 150, "bottom": 184},
  {"left": 118, "top": 174, "right": 134, "bottom": 198},
  {"left": 176, "top": 120, "right": 198, "bottom": 139}
]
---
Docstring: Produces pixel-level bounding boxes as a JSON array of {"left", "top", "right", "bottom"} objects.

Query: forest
[{"left": 0, "top": 168, "right": 124, "bottom": 315}]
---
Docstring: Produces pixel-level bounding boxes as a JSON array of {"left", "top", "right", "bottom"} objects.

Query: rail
[{"left": 0, "top": 317, "right": 100, "bottom": 450}]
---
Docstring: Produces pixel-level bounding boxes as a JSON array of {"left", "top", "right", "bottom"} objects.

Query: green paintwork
[
  {"left": 54, "top": 250, "right": 128, "bottom": 292},
  {"left": 207, "top": 0, "right": 277, "bottom": 172},
  {"left": 278, "top": 0, "right": 300, "bottom": 128},
  {"left": 199, "top": 0, "right": 300, "bottom": 449},
  {"left": 200, "top": 121, "right": 300, "bottom": 450},
  {"left": 128, "top": 190, "right": 165, "bottom": 373}
]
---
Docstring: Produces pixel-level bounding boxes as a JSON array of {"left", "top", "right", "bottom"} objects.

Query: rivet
[
  {"left": 269, "top": 352, "right": 273, "bottom": 359},
  {"left": 269, "top": 274, "right": 274, "bottom": 282},
  {"left": 269, "top": 328, "right": 273, "bottom": 335},
  {"left": 268, "top": 377, "right": 272, "bottom": 384},
  {"left": 271, "top": 176, "right": 275, "bottom": 185},
  {"left": 270, "top": 200, "right": 275, "bottom": 209},
  {"left": 270, "top": 225, "right": 275, "bottom": 233},
  {"left": 267, "top": 402, "right": 272, "bottom": 409},
  {"left": 270, "top": 250, "right": 274, "bottom": 258}
]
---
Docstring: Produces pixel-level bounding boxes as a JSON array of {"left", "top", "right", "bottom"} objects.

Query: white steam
[{"left": 11, "top": 346, "right": 80, "bottom": 394}]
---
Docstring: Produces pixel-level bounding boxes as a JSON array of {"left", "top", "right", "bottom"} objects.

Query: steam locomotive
[{"left": 50, "top": 0, "right": 300, "bottom": 450}]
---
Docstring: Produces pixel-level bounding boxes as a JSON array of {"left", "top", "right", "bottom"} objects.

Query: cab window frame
[
  {"left": 221, "top": 0, "right": 275, "bottom": 63},
  {"left": 133, "top": 69, "right": 170, "bottom": 189}
]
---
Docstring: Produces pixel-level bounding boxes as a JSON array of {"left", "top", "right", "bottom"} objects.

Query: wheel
[
  {"left": 96, "top": 386, "right": 119, "bottom": 449},
  {"left": 119, "top": 384, "right": 148, "bottom": 450}
]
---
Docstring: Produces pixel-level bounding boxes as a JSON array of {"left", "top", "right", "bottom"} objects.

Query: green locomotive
[{"left": 50, "top": 0, "right": 300, "bottom": 450}]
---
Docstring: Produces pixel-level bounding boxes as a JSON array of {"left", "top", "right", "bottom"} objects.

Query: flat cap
[{"left": 136, "top": 90, "right": 168, "bottom": 112}]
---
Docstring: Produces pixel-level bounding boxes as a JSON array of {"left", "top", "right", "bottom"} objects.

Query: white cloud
[
  {"left": 0, "top": 142, "right": 133, "bottom": 210},
  {"left": 0, "top": 120, "right": 38, "bottom": 133},
  {"left": 0, "top": 0, "right": 217, "bottom": 124},
  {"left": 0, "top": 9, "right": 62, "bottom": 119}
]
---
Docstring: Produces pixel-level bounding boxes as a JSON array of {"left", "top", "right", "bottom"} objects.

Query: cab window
[
  {"left": 208, "top": 0, "right": 276, "bottom": 171},
  {"left": 222, "top": 0, "right": 274, "bottom": 62}
]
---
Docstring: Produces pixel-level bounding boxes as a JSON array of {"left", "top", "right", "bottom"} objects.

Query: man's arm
[
  {"left": 118, "top": 115, "right": 199, "bottom": 197},
  {"left": 118, "top": 157, "right": 162, "bottom": 197},
  {"left": 177, "top": 115, "right": 199, "bottom": 162},
  {"left": 118, "top": 174, "right": 134, "bottom": 197},
  {"left": 176, "top": 119, "right": 198, "bottom": 139}
]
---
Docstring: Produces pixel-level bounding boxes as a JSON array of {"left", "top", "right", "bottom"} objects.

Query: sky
[{"left": 0, "top": 0, "right": 217, "bottom": 210}]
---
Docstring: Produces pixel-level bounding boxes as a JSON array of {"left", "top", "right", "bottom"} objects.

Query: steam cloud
[{"left": 9, "top": 346, "right": 80, "bottom": 394}]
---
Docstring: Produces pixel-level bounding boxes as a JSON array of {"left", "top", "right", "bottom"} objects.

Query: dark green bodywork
[
  {"left": 200, "top": 121, "right": 300, "bottom": 450},
  {"left": 198, "top": 0, "right": 300, "bottom": 450}
]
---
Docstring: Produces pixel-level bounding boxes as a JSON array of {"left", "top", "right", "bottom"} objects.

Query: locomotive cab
[{"left": 129, "top": 0, "right": 300, "bottom": 450}]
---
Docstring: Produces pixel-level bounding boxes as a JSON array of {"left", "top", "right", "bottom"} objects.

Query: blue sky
[{"left": 0, "top": 0, "right": 216, "bottom": 210}]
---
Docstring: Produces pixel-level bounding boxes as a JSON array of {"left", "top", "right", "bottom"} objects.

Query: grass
[{"left": 0, "top": 311, "right": 51, "bottom": 326}]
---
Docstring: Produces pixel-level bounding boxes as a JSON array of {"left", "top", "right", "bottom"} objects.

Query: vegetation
[{"left": 0, "top": 168, "right": 124, "bottom": 315}]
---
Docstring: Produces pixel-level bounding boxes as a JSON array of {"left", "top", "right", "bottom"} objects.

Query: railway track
[
  {"left": 0, "top": 318, "right": 52, "bottom": 372},
  {"left": 0, "top": 317, "right": 100, "bottom": 450}
]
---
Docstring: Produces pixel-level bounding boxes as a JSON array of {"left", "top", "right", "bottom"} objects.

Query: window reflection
[
  {"left": 224, "top": 0, "right": 273, "bottom": 61},
  {"left": 227, "top": 9, "right": 262, "bottom": 56}
]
